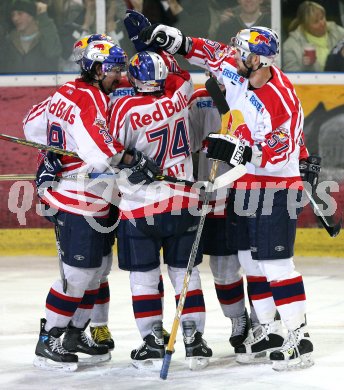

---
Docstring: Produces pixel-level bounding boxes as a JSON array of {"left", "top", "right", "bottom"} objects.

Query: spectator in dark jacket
[{"left": 1, "top": 0, "right": 62, "bottom": 74}]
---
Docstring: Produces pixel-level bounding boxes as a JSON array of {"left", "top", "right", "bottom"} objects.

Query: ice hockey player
[
  {"left": 24, "top": 39, "right": 159, "bottom": 371},
  {"left": 108, "top": 48, "right": 212, "bottom": 371}
]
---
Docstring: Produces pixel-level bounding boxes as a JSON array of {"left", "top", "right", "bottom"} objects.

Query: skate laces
[
  {"left": 81, "top": 331, "right": 99, "bottom": 347},
  {"left": 280, "top": 327, "right": 302, "bottom": 357},
  {"left": 49, "top": 336, "right": 70, "bottom": 355},
  {"left": 91, "top": 325, "right": 111, "bottom": 343},
  {"left": 154, "top": 333, "right": 164, "bottom": 347},
  {"left": 245, "top": 323, "right": 270, "bottom": 345},
  {"left": 183, "top": 330, "right": 196, "bottom": 345},
  {"left": 231, "top": 313, "right": 247, "bottom": 336}
]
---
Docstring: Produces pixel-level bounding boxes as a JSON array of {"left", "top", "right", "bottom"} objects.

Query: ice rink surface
[{"left": 1, "top": 255, "right": 344, "bottom": 390}]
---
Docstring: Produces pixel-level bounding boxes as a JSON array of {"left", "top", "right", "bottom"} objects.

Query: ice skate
[
  {"left": 229, "top": 309, "right": 250, "bottom": 347},
  {"left": 182, "top": 320, "right": 212, "bottom": 370},
  {"left": 33, "top": 318, "right": 78, "bottom": 372},
  {"left": 270, "top": 323, "right": 314, "bottom": 371},
  {"left": 235, "top": 319, "right": 284, "bottom": 364},
  {"left": 62, "top": 322, "right": 111, "bottom": 365},
  {"left": 90, "top": 324, "right": 115, "bottom": 350},
  {"left": 131, "top": 321, "right": 165, "bottom": 370}
]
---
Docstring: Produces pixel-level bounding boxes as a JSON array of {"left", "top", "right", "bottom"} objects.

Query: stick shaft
[
  {"left": 0, "top": 134, "right": 196, "bottom": 187},
  {"left": 304, "top": 187, "right": 342, "bottom": 237}
]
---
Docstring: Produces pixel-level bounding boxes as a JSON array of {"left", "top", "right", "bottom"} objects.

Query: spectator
[
  {"left": 48, "top": 0, "right": 94, "bottom": 69},
  {"left": 214, "top": 0, "right": 271, "bottom": 44},
  {"left": 1, "top": 0, "right": 62, "bottom": 74},
  {"left": 325, "top": 38, "right": 344, "bottom": 71},
  {"left": 283, "top": 1, "right": 344, "bottom": 72}
]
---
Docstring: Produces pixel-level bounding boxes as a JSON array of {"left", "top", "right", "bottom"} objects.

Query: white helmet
[{"left": 232, "top": 26, "right": 280, "bottom": 67}]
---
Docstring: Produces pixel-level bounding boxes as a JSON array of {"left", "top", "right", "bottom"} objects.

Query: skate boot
[
  {"left": 131, "top": 321, "right": 165, "bottom": 370},
  {"left": 62, "top": 322, "right": 111, "bottom": 365},
  {"left": 90, "top": 324, "right": 115, "bottom": 350},
  {"left": 229, "top": 309, "right": 250, "bottom": 347},
  {"left": 235, "top": 319, "right": 284, "bottom": 364},
  {"left": 270, "top": 323, "right": 314, "bottom": 371},
  {"left": 33, "top": 318, "right": 78, "bottom": 372},
  {"left": 182, "top": 320, "right": 212, "bottom": 370}
]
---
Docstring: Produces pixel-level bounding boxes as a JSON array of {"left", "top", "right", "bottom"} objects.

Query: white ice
[{"left": 1, "top": 255, "right": 344, "bottom": 390}]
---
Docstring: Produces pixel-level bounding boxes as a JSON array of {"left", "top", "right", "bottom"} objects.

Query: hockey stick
[
  {"left": 0, "top": 133, "right": 234, "bottom": 190},
  {"left": 160, "top": 77, "right": 246, "bottom": 379},
  {"left": 304, "top": 187, "right": 342, "bottom": 237}
]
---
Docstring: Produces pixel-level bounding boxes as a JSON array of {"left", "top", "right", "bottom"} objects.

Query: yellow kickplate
[{"left": 0, "top": 228, "right": 343, "bottom": 257}]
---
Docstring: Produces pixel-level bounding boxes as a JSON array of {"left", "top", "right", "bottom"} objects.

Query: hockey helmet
[
  {"left": 232, "top": 26, "right": 280, "bottom": 67},
  {"left": 72, "top": 34, "right": 115, "bottom": 64},
  {"left": 81, "top": 40, "right": 127, "bottom": 73},
  {"left": 128, "top": 51, "right": 168, "bottom": 93}
]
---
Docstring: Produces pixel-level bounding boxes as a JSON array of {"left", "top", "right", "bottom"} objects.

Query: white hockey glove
[
  {"left": 139, "top": 24, "right": 192, "bottom": 55},
  {"left": 206, "top": 134, "right": 254, "bottom": 167}
]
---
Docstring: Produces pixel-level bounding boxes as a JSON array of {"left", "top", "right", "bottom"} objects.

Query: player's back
[{"left": 109, "top": 73, "right": 197, "bottom": 219}]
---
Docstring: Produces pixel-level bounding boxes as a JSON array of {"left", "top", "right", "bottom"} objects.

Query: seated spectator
[
  {"left": 283, "top": 1, "right": 344, "bottom": 72},
  {"left": 214, "top": 0, "right": 271, "bottom": 44},
  {"left": 1, "top": 0, "right": 62, "bottom": 74}
]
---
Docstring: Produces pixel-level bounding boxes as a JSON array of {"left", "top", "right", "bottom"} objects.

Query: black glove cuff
[{"left": 176, "top": 36, "right": 191, "bottom": 55}]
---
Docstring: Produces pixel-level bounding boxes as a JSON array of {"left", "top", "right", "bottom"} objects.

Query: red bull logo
[
  {"left": 255, "top": 34, "right": 270, "bottom": 45},
  {"left": 248, "top": 31, "right": 271, "bottom": 46},
  {"left": 131, "top": 54, "right": 140, "bottom": 67},
  {"left": 93, "top": 43, "right": 106, "bottom": 51},
  {"left": 74, "top": 40, "right": 83, "bottom": 48}
]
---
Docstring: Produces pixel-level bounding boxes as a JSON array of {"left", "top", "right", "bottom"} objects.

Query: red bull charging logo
[
  {"left": 248, "top": 31, "right": 271, "bottom": 46},
  {"left": 93, "top": 43, "right": 106, "bottom": 51}
]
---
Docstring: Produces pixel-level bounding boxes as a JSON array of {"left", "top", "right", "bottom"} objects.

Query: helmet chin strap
[{"left": 242, "top": 60, "right": 263, "bottom": 79}]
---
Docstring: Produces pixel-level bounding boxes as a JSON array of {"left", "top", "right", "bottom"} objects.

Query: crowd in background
[{"left": 1, "top": 0, "right": 344, "bottom": 73}]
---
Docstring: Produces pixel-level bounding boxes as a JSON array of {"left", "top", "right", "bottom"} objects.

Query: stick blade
[
  {"left": 212, "top": 164, "right": 247, "bottom": 190},
  {"left": 205, "top": 77, "right": 229, "bottom": 115},
  {"left": 325, "top": 217, "right": 342, "bottom": 237}
]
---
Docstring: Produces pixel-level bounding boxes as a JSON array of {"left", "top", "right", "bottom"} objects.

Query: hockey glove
[
  {"left": 118, "top": 148, "right": 161, "bottom": 185},
  {"left": 299, "top": 155, "right": 321, "bottom": 192},
  {"left": 206, "top": 134, "right": 252, "bottom": 167},
  {"left": 35, "top": 151, "right": 62, "bottom": 197},
  {"left": 138, "top": 24, "right": 192, "bottom": 55},
  {"left": 124, "top": 9, "right": 160, "bottom": 52}
]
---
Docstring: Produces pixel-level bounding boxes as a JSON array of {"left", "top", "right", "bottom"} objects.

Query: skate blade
[
  {"left": 77, "top": 352, "right": 111, "bottom": 365},
  {"left": 33, "top": 356, "right": 78, "bottom": 372},
  {"left": 132, "top": 358, "right": 163, "bottom": 371},
  {"left": 186, "top": 356, "right": 210, "bottom": 370},
  {"left": 272, "top": 353, "right": 314, "bottom": 372},
  {"left": 236, "top": 350, "right": 272, "bottom": 365}
]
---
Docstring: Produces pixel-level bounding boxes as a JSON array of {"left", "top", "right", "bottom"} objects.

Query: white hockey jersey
[
  {"left": 185, "top": 38, "right": 305, "bottom": 189},
  {"left": 23, "top": 78, "right": 124, "bottom": 217},
  {"left": 108, "top": 69, "right": 198, "bottom": 219}
]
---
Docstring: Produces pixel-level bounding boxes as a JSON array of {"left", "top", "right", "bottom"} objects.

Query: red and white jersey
[
  {"left": 189, "top": 87, "right": 230, "bottom": 218},
  {"left": 110, "top": 75, "right": 135, "bottom": 103},
  {"left": 108, "top": 70, "right": 197, "bottom": 219},
  {"left": 23, "top": 78, "right": 124, "bottom": 217},
  {"left": 185, "top": 38, "right": 305, "bottom": 189}
]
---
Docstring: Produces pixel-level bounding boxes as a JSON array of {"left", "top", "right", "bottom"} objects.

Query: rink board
[{"left": 0, "top": 228, "right": 343, "bottom": 257}]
